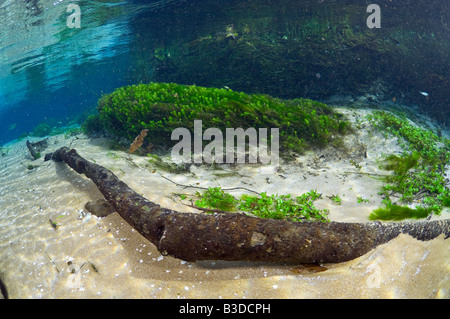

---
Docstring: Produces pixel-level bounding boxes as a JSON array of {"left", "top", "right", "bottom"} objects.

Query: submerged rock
[{"left": 85, "top": 199, "right": 116, "bottom": 217}]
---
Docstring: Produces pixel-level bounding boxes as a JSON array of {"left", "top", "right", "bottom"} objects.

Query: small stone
[{"left": 85, "top": 199, "right": 115, "bottom": 217}]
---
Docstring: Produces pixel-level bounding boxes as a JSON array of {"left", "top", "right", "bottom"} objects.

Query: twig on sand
[
  {"left": 182, "top": 202, "right": 232, "bottom": 214},
  {"left": 45, "top": 253, "right": 60, "bottom": 274},
  {"left": 161, "top": 175, "right": 260, "bottom": 195}
]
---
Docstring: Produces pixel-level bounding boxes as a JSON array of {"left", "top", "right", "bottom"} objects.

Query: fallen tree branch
[{"left": 45, "top": 147, "right": 450, "bottom": 263}]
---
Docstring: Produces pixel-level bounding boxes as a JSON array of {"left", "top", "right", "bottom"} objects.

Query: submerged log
[{"left": 45, "top": 147, "right": 450, "bottom": 263}]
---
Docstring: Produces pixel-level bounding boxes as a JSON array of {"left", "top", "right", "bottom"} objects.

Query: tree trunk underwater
[{"left": 45, "top": 147, "right": 450, "bottom": 263}]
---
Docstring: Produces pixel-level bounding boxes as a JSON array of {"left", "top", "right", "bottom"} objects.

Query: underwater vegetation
[
  {"left": 194, "top": 187, "right": 238, "bottom": 212},
  {"left": 32, "top": 123, "right": 53, "bottom": 137},
  {"left": 18, "top": 122, "right": 82, "bottom": 140},
  {"left": 85, "top": 82, "right": 349, "bottom": 155},
  {"left": 192, "top": 187, "right": 329, "bottom": 222},
  {"left": 370, "top": 205, "right": 429, "bottom": 221},
  {"left": 367, "top": 111, "right": 450, "bottom": 220},
  {"left": 238, "top": 190, "right": 329, "bottom": 222},
  {"left": 134, "top": 0, "right": 449, "bottom": 125}
]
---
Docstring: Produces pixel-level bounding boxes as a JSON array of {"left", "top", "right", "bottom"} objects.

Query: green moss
[
  {"left": 367, "top": 111, "right": 450, "bottom": 220},
  {"left": 367, "top": 111, "right": 450, "bottom": 163},
  {"left": 378, "top": 152, "right": 420, "bottom": 175},
  {"left": 329, "top": 194, "right": 342, "bottom": 205},
  {"left": 81, "top": 114, "right": 103, "bottom": 135},
  {"left": 442, "top": 195, "right": 450, "bottom": 207},
  {"left": 32, "top": 123, "right": 53, "bottom": 137},
  {"left": 194, "top": 187, "right": 238, "bottom": 212},
  {"left": 238, "top": 190, "right": 329, "bottom": 222},
  {"left": 369, "top": 205, "right": 430, "bottom": 221},
  {"left": 91, "top": 82, "right": 349, "bottom": 155},
  {"left": 64, "top": 127, "right": 82, "bottom": 139},
  {"left": 193, "top": 187, "right": 329, "bottom": 222},
  {"left": 357, "top": 196, "right": 369, "bottom": 204}
]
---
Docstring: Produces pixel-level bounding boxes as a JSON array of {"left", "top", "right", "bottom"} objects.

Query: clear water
[
  {"left": 0, "top": 0, "right": 449, "bottom": 299},
  {"left": 0, "top": 0, "right": 185, "bottom": 144},
  {"left": 1, "top": 0, "right": 449, "bottom": 145}
]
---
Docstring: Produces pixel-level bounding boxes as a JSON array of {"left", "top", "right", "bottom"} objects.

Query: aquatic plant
[
  {"left": 194, "top": 187, "right": 238, "bottom": 212},
  {"left": 357, "top": 196, "right": 370, "bottom": 204},
  {"left": 367, "top": 111, "right": 450, "bottom": 220},
  {"left": 32, "top": 123, "right": 53, "bottom": 137},
  {"left": 378, "top": 152, "right": 420, "bottom": 175},
  {"left": 49, "top": 218, "right": 58, "bottom": 230},
  {"left": 91, "top": 82, "right": 349, "bottom": 155},
  {"left": 64, "top": 127, "right": 82, "bottom": 139},
  {"left": 239, "top": 190, "right": 329, "bottom": 222},
  {"left": 329, "top": 194, "right": 342, "bottom": 205},
  {"left": 369, "top": 205, "right": 430, "bottom": 221},
  {"left": 193, "top": 187, "right": 329, "bottom": 222},
  {"left": 81, "top": 114, "right": 103, "bottom": 135}
]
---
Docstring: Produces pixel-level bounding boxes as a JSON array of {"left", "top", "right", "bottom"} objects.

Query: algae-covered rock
[{"left": 89, "top": 82, "right": 349, "bottom": 154}]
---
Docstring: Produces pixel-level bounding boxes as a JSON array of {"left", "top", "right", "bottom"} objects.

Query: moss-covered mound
[{"left": 89, "top": 82, "right": 349, "bottom": 154}]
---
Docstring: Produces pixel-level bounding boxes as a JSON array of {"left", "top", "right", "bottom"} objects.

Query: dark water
[{"left": 0, "top": 0, "right": 448, "bottom": 145}]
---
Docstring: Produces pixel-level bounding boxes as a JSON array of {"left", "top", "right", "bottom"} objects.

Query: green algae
[
  {"left": 369, "top": 205, "right": 430, "bottom": 221},
  {"left": 193, "top": 187, "right": 329, "bottom": 222},
  {"left": 367, "top": 111, "right": 450, "bottom": 220},
  {"left": 87, "top": 82, "right": 349, "bottom": 155}
]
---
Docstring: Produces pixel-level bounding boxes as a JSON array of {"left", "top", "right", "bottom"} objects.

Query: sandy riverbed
[{"left": 0, "top": 108, "right": 449, "bottom": 298}]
